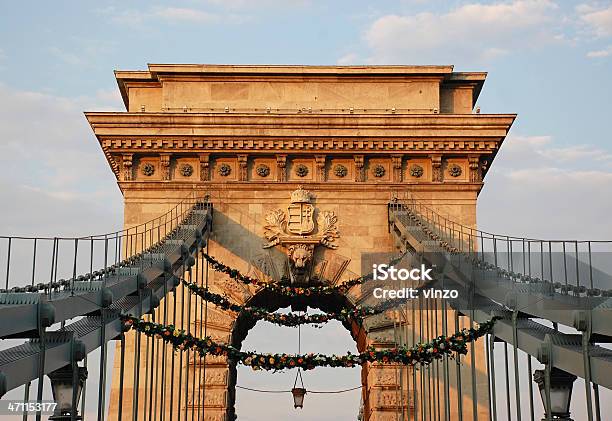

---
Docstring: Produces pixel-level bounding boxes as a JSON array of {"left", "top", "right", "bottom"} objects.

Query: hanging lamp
[{"left": 291, "top": 316, "right": 307, "bottom": 409}]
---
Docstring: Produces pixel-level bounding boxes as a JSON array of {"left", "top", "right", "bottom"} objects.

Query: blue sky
[
  {"left": 1, "top": 0, "right": 611, "bottom": 239},
  {"left": 1, "top": 1, "right": 611, "bottom": 419},
  {"left": 0, "top": 0, "right": 610, "bottom": 145}
]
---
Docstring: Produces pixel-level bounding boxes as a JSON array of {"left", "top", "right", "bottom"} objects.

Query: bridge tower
[{"left": 86, "top": 64, "right": 515, "bottom": 420}]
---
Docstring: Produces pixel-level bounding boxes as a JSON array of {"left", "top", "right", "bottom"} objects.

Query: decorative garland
[
  {"left": 121, "top": 315, "right": 499, "bottom": 371},
  {"left": 182, "top": 279, "right": 383, "bottom": 327},
  {"left": 201, "top": 252, "right": 406, "bottom": 296}
]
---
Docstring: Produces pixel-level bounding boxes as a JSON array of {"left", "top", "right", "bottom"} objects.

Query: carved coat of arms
[
  {"left": 287, "top": 193, "right": 315, "bottom": 235},
  {"left": 263, "top": 186, "right": 340, "bottom": 284}
]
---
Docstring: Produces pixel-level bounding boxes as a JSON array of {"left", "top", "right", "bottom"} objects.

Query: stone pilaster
[
  {"left": 431, "top": 154, "right": 442, "bottom": 182},
  {"left": 237, "top": 154, "right": 248, "bottom": 181},
  {"left": 160, "top": 153, "right": 171, "bottom": 180},
  {"left": 391, "top": 155, "right": 403, "bottom": 182},
  {"left": 186, "top": 361, "right": 231, "bottom": 421},
  {"left": 469, "top": 155, "right": 481, "bottom": 182},
  {"left": 122, "top": 153, "right": 133, "bottom": 181},
  {"left": 354, "top": 155, "right": 365, "bottom": 182},
  {"left": 276, "top": 154, "right": 287, "bottom": 182},
  {"left": 315, "top": 154, "right": 326, "bottom": 182},
  {"left": 199, "top": 153, "right": 210, "bottom": 181},
  {"left": 364, "top": 362, "right": 414, "bottom": 421}
]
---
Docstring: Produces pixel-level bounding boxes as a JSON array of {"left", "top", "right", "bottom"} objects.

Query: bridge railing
[
  {"left": 0, "top": 191, "right": 204, "bottom": 296},
  {"left": 391, "top": 196, "right": 612, "bottom": 297},
  {"left": 0, "top": 192, "right": 212, "bottom": 421},
  {"left": 388, "top": 195, "right": 612, "bottom": 421}
]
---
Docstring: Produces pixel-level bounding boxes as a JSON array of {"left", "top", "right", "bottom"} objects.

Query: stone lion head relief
[
  {"left": 287, "top": 244, "right": 314, "bottom": 284},
  {"left": 263, "top": 186, "right": 339, "bottom": 285},
  {"left": 288, "top": 244, "right": 313, "bottom": 269}
]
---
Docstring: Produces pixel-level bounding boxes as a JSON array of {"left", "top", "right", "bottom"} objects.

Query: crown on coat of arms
[{"left": 290, "top": 186, "right": 312, "bottom": 203}]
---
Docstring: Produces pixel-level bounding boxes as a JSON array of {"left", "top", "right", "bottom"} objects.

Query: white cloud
[
  {"left": 104, "top": 8, "right": 146, "bottom": 26},
  {"left": 0, "top": 84, "right": 124, "bottom": 236},
  {"left": 91, "top": 88, "right": 123, "bottom": 110},
  {"left": 586, "top": 45, "right": 612, "bottom": 57},
  {"left": 103, "top": 5, "right": 249, "bottom": 26},
  {"left": 577, "top": 4, "right": 612, "bottom": 38},
  {"left": 362, "top": 0, "right": 562, "bottom": 63},
  {"left": 153, "top": 7, "right": 227, "bottom": 23},
  {"left": 203, "top": 0, "right": 310, "bottom": 10},
  {"left": 478, "top": 134, "right": 612, "bottom": 239},
  {"left": 540, "top": 144, "right": 612, "bottom": 162},
  {"left": 48, "top": 46, "right": 84, "bottom": 66},
  {"left": 336, "top": 52, "right": 359, "bottom": 65},
  {"left": 496, "top": 135, "right": 612, "bottom": 167}
]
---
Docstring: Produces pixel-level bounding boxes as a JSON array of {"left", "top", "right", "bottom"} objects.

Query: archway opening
[{"left": 231, "top": 292, "right": 363, "bottom": 420}]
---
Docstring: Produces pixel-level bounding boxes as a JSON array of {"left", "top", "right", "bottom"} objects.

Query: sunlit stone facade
[{"left": 87, "top": 64, "right": 514, "bottom": 420}]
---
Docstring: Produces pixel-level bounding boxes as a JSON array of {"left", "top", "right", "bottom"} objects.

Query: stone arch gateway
[{"left": 85, "top": 64, "right": 515, "bottom": 420}]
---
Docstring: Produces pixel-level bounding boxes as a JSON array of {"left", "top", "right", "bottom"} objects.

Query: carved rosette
[
  {"left": 218, "top": 163, "right": 231, "bottom": 177},
  {"left": 141, "top": 163, "right": 155, "bottom": 176},
  {"left": 354, "top": 155, "right": 365, "bottom": 182},
  {"left": 295, "top": 164, "right": 309, "bottom": 177},
  {"left": 256, "top": 164, "right": 270, "bottom": 177},
  {"left": 448, "top": 163, "right": 462, "bottom": 177},
  {"left": 372, "top": 164, "right": 386, "bottom": 178},
  {"left": 122, "top": 153, "right": 133, "bottom": 181},
  {"left": 431, "top": 155, "right": 442, "bottom": 182},
  {"left": 334, "top": 164, "right": 348, "bottom": 178},
  {"left": 113, "top": 151, "right": 482, "bottom": 185},
  {"left": 180, "top": 163, "right": 193, "bottom": 177},
  {"left": 276, "top": 154, "right": 287, "bottom": 182},
  {"left": 409, "top": 164, "right": 424, "bottom": 178}
]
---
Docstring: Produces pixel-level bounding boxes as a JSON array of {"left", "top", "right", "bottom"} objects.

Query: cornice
[
  {"left": 86, "top": 112, "right": 515, "bottom": 126},
  {"left": 88, "top": 113, "right": 512, "bottom": 185},
  {"left": 118, "top": 180, "right": 484, "bottom": 193},
  {"left": 86, "top": 112, "right": 515, "bottom": 140},
  {"left": 100, "top": 138, "right": 502, "bottom": 153},
  {"left": 156, "top": 75, "right": 449, "bottom": 84},
  {"left": 146, "top": 64, "right": 455, "bottom": 76}
]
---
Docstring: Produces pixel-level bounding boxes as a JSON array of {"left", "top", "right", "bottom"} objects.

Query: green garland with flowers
[
  {"left": 182, "top": 279, "right": 384, "bottom": 327},
  {"left": 202, "top": 252, "right": 406, "bottom": 296},
  {"left": 121, "top": 315, "right": 499, "bottom": 371}
]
